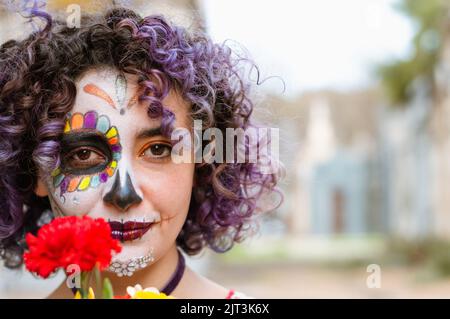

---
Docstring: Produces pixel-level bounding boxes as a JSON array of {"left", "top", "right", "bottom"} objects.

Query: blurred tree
[{"left": 378, "top": 0, "right": 450, "bottom": 106}]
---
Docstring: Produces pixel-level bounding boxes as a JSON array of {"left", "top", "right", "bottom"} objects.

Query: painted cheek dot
[
  {"left": 71, "top": 113, "right": 84, "bottom": 130},
  {"left": 106, "top": 127, "right": 118, "bottom": 139},
  {"left": 78, "top": 176, "right": 91, "bottom": 191},
  {"left": 60, "top": 177, "right": 69, "bottom": 194},
  {"left": 100, "top": 172, "right": 108, "bottom": 183},
  {"left": 64, "top": 120, "right": 71, "bottom": 133},
  {"left": 110, "top": 160, "right": 117, "bottom": 169},
  {"left": 106, "top": 167, "right": 114, "bottom": 177},
  {"left": 51, "top": 167, "right": 61, "bottom": 177},
  {"left": 83, "top": 111, "right": 98, "bottom": 129},
  {"left": 108, "top": 137, "right": 119, "bottom": 145},
  {"left": 111, "top": 144, "right": 122, "bottom": 153},
  {"left": 96, "top": 115, "right": 110, "bottom": 134},
  {"left": 68, "top": 177, "right": 81, "bottom": 192},
  {"left": 91, "top": 175, "right": 100, "bottom": 188},
  {"left": 53, "top": 174, "right": 65, "bottom": 188}
]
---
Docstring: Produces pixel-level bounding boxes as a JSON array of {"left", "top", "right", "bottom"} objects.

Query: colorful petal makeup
[{"left": 52, "top": 111, "right": 122, "bottom": 195}]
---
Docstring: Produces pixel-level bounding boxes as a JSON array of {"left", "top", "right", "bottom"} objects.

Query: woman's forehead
[
  {"left": 76, "top": 69, "right": 140, "bottom": 97},
  {"left": 72, "top": 68, "right": 191, "bottom": 131}
]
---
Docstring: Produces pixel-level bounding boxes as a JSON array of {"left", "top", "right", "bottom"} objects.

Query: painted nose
[{"left": 103, "top": 172, "right": 142, "bottom": 211}]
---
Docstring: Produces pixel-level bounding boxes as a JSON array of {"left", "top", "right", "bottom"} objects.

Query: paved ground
[
  {"left": 4, "top": 261, "right": 450, "bottom": 298},
  {"left": 206, "top": 261, "right": 450, "bottom": 298}
]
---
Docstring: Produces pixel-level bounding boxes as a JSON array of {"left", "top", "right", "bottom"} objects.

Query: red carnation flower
[{"left": 24, "top": 216, "right": 122, "bottom": 278}]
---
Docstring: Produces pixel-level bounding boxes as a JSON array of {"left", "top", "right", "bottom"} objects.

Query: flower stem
[
  {"left": 80, "top": 271, "right": 92, "bottom": 299},
  {"left": 102, "top": 278, "right": 114, "bottom": 299},
  {"left": 94, "top": 263, "right": 102, "bottom": 299}
]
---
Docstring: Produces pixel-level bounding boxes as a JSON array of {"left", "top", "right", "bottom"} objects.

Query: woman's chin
[{"left": 113, "top": 241, "right": 155, "bottom": 260}]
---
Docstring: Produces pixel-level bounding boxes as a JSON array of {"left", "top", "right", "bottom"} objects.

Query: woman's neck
[{"left": 99, "top": 244, "right": 180, "bottom": 297}]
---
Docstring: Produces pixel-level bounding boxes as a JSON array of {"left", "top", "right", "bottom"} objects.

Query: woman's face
[{"left": 36, "top": 68, "right": 195, "bottom": 270}]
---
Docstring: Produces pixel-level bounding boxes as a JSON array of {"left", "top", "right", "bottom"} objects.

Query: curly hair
[{"left": 0, "top": 7, "right": 282, "bottom": 268}]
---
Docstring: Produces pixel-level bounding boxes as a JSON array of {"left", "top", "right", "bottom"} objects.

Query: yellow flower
[
  {"left": 133, "top": 291, "right": 175, "bottom": 299},
  {"left": 126, "top": 284, "right": 175, "bottom": 299},
  {"left": 74, "top": 287, "right": 95, "bottom": 299}
]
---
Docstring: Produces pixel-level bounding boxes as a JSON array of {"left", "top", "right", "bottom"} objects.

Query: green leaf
[{"left": 102, "top": 277, "right": 114, "bottom": 299}]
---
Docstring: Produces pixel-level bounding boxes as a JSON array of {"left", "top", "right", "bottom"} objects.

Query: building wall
[{"left": 311, "top": 151, "right": 370, "bottom": 234}]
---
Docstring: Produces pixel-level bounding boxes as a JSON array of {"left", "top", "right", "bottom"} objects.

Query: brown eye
[
  {"left": 65, "top": 147, "right": 107, "bottom": 169},
  {"left": 77, "top": 149, "right": 92, "bottom": 161},
  {"left": 60, "top": 132, "right": 113, "bottom": 175},
  {"left": 141, "top": 143, "right": 172, "bottom": 160}
]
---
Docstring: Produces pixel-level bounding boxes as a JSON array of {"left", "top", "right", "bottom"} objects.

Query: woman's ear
[{"left": 34, "top": 178, "right": 49, "bottom": 197}]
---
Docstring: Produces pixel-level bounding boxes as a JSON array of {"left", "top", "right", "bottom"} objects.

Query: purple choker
[{"left": 161, "top": 249, "right": 185, "bottom": 295}]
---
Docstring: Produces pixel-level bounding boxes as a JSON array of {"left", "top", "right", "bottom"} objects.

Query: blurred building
[
  {"left": 293, "top": 97, "right": 374, "bottom": 234},
  {"left": 283, "top": 14, "right": 450, "bottom": 240},
  {"left": 275, "top": 89, "right": 383, "bottom": 237},
  {"left": 429, "top": 15, "right": 450, "bottom": 238},
  {"left": 379, "top": 9, "right": 450, "bottom": 239},
  {"left": 378, "top": 80, "right": 432, "bottom": 238},
  {"left": 285, "top": 85, "right": 435, "bottom": 239}
]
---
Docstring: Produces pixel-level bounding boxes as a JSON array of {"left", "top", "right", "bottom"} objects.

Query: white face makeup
[{"left": 40, "top": 68, "right": 195, "bottom": 274}]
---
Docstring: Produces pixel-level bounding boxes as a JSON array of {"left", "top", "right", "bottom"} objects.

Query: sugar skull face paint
[
  {"left": 37, "top": 67, "right": 195, "bottom": 272},
  {"left": 83, "top": 84, "right": 117, "bottom": 110},
  {"left": 52, "top": 111, "right": 122, "bottom": 196},
  {"left": 83, "top": 73, "right": 139, "bottom": 116}
]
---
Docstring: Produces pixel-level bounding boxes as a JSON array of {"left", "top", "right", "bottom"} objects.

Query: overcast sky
[{"left": 201, "top": 0, "right": 415, "bottom": 98}]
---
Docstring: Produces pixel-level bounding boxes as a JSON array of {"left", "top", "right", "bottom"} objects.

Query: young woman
[{"left": 0, "top": 6, "right": 281, "bottom": 298}]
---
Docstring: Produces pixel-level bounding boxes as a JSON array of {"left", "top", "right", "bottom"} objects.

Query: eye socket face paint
[
  {"left": 60, "top": 131, "right": 112, "bottom": 175},
  {"left": 52, "top": 110, "right": 122, "bottom": 194}
]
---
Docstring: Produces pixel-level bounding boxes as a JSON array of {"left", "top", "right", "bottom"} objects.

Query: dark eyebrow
[{"left": 136, "top": 126, "right": 163, "bottom": 139}]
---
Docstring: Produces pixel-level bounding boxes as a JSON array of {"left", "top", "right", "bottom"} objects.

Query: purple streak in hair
[{"left": 4, "top": 0, "right": 51, "bottom": 33}]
